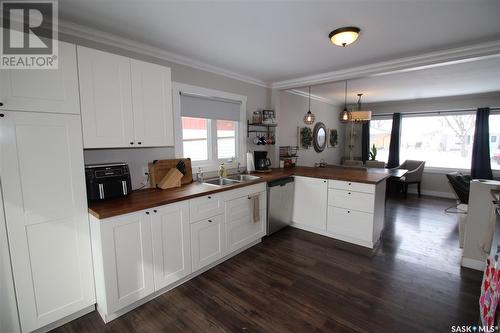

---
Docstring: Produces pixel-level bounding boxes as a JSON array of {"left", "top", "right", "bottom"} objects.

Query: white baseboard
[
  {"left": 33, "top": 305, "right": 95, "bottom": 333},
  {"left": 290, "top": 223, "right": 375, "bottom": 249},
  {"left": 461, "top": 257, "right": 485, "bottom": 271}
]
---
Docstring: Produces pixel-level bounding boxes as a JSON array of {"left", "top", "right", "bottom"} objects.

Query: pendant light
[
  {"left": 339, "top": 80, "right": 352, "bottom": 123},
  {"left": 351, "top": 93, "right": 372, "bottom": 122},
  {"left": 303, "top": 86, "right": 315, "bottom": 125}
]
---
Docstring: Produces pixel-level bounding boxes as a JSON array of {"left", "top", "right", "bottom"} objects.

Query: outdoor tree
[{"left": 442, "top": 115, "right": 475, "bottom": 158}]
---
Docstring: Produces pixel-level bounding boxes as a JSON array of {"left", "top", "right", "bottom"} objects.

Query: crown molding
[
  {"left": 57, "top": 20, "right": 270, "bottom": 88},
  {"left": 285, "top": 89, "right": 341, "bottom": 106},
  {"left": 271, "top": 40, "right": 500, "bottom": 89}
]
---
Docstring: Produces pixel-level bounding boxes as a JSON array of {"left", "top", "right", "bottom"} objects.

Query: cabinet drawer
[
  {"left": 189, "top": 193, "right": 224, "bottom": 223},
  {"left": 328, "top": 180, "right": 375, "bottom": 194},
  {"left": 327, "top": 206, "right": 373, "bottom": 241},
  {"left": 328, "top": 189, "right": 374, "bottom": 213}
]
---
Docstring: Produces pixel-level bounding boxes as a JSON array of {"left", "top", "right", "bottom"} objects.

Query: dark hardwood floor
[{"left": 53, "top": 195, "right": 482, "bottom": 332}]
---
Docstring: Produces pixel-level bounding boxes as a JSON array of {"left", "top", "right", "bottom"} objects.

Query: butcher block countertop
[{"left": 88, "top": 166, "right": 390, "bottom": 219}]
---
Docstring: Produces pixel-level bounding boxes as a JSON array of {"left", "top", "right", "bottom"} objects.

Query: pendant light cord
[
  {"left": 308, "top": 86, "right": 311, "bottom": 111},
  {"left": 344, "top": 81, "right": 347, "bottom": 109}
]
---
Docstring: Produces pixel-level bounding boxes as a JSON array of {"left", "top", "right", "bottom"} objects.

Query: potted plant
[{"left": 369, "top": 144, "right": 377, "bottom": 161}]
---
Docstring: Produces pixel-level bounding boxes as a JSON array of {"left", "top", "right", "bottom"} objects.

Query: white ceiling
[
  {"left": 59, "top": 0, "right": 500, "bottom": 84},
  {"left": 293, "top": 56, "right": 500, "bottom": 104}
]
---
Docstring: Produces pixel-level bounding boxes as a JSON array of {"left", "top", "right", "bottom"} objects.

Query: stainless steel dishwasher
[{"left": 267, "top": 177, "right": 294, "bottom": 235}]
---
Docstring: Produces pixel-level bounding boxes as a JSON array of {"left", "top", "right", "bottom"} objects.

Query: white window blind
[{"left": 180, "top": 92, "right": 241, "bottom": 121}]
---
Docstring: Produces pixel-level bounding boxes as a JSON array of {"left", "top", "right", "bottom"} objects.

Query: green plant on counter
[
  {"left": 369, "top": 144, "right": 377, "bottom": 161},
  {"left": 300, "top": 127, "right": 313, "bottom": 149}
]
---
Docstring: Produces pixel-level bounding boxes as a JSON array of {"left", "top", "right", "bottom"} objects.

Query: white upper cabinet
[
  {"left": 78, "top": 47, "right": 173, "bottom": 148},
  {"left": 131, "top": 59, "right": 173, "bottom": 146},
  {"left": 0, "top": 111, "right": 95, "bottom": 332},
  {"left": 292, "top": 176, "right": 328, "bottom": 232},
  {"left": 0, "top": 42, "right": 80, "bottom": 114},
  {"left": 151, "top": 201, "right": 191, "bottom": 290},
  {"left": 77, "top": 46, "right": 134, "bottom": 148}
]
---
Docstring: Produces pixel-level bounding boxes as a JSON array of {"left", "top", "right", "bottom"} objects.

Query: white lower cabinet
[
  {"left": 190, "top": 214, "right": 226, "bottom": 271},
  {"left": 151, "top": 202, "right": 191, "bottom": 290},
  {"left": 326, "top": 180, "right": 386, "bottom": 248},
  {"left": 225, "top": 191, "right": 266, "bottom": 254},
  {"left": 90, "top": 183, "right": 267, "bottom": 322},
  {"left": 292, "top": 176, "right": 328, "bottom": 231},
  {"left": 97, "top": 212, "right": 155, "bottom": 313}
]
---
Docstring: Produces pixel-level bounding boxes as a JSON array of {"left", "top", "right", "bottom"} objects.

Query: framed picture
[
  {"left": 297, "top": 126, "right": 313, "bottom": 149},
  {"left": 328, "top": 129, "right": 338, "bottom": 148}
]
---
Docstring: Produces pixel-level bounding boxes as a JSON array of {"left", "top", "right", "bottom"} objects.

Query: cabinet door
[
  {"left": 190, "top": 215, "right": 225, "bottom": 271},
  {"left": 0, "top": 42, "right": 80, "bottom": 114},
  {"left": 77, "top": 46, "right": 134, "bottom": 148},
  {"left": 131, "top": 59, "right": 173, "bottom": 147},
  {"left": 226, "top": 192, "right": 265, "bottom": 254},
  {"left": 151, "top": 202, "right": 191, "bottom": 290},
  {"left": 100, "top": 211, "right": 154, "bottom": 313},
  {"left": 0, "top": 111, "right": 95, "bottom": 332},
  {"left": 292, "top": 176, "right": 328, "bottom": 231}
]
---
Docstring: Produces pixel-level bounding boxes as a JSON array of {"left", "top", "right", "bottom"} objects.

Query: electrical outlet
[{"left": 141, "top": 166, "right": 149, "bottom": 186}]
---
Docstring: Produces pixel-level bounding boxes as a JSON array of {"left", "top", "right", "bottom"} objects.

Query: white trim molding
[
  {"left": 58, "top": 20, "right": 269, "bottom": 88},
  {"left": 271, "top": 40, "right": 500, "bottom": 90},
  {"left": 285, "top": 89, "right": 341, "bottom": 106},
  {"left": 461, "top": 257, "right": 485, "bottom": 271}
]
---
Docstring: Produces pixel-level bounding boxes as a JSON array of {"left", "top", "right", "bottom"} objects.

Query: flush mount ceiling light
[
  {"left": 303, "top": 86, "right": 315, "bottom": 125},
  {"left": 329, "top": 26, "right": 360, "bottom": 47}
]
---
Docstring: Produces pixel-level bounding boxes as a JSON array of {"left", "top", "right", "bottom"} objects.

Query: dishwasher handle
[{"left": 267, "top": 177, "right": 294, "bottom": 187}]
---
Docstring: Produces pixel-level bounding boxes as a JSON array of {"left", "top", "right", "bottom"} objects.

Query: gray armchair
[{"left": 395, "top": 160, "right": 426, "bottom": 198}]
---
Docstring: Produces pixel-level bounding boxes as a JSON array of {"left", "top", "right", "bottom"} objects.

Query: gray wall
[
  {"left": 277, "top": 91, "right": 345, "bottom": 167},
  {"left": 361, "top": 92, "right": 500, "bottom": 198},
  {"left": 61, "top": 34, "right": 270, "bottom": 189}
]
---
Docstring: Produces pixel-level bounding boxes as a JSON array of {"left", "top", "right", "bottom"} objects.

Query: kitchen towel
[{"left": 251, "top": 194, "right": 260, "bottom": 224}]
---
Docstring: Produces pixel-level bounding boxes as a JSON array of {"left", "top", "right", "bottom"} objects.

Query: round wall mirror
[{"left": 313, "top": 122, "right": 327, "bottom": 152}]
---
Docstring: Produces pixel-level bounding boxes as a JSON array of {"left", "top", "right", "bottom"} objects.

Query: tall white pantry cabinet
[{"left": 0, "top": 42, "right": 95, "bottom": 333}]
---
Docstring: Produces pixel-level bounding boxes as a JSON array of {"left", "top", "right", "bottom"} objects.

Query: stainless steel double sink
[{"left": 203, "top": 174, "right": 261, "bottom": 187}]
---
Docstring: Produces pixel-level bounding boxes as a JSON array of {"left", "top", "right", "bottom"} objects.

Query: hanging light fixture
[
  {"left": 303, "top": 86, "right": 315, "bottom": 125},
  {"left": 351, "top": 93, "right": 372, "bottom": 122},
  {"left": 329, "top": 27, "right": 360, "bottom": 47},
  {"left": 338, "top": 80, "right": 351, "bottom": 123}
]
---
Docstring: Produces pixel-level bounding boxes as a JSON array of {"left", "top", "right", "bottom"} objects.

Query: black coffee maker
[{"left": 254, "top": 151, "right": 271, "bottom": 171}]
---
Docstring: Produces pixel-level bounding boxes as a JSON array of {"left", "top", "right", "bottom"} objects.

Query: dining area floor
[{"left": 53, "top": 195, "right": 482, "bottom": 332}]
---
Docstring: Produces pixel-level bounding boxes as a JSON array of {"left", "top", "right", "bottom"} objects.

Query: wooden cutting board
[{"left": 149, "top": 158, "right": 193, "bottom": 187}]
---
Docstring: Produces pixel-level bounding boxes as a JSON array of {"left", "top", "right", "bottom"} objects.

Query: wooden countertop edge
[{"left": 88, "top": 167, "right": 390, "bottom": 220}]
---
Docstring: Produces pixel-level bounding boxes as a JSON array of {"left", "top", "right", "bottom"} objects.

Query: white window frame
[{"left": 172, "top": 82, "right": 247, "bottom": 172}]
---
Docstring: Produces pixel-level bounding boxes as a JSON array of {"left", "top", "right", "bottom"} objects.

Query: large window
[
  {"left": 400, "top": 114, "right": 476, "bottom": 169},
  {"left": 489, "top": 114, "right": 500, "bottom": 169},
  {"left": 369, "top": 119, "right": 393, "bottom": 162},
  {"left": 181, "top": 117, "right": 238, "bottom": 163},
  {"left": 370, "top": 112, "right": 500, "bottom": 170}
]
